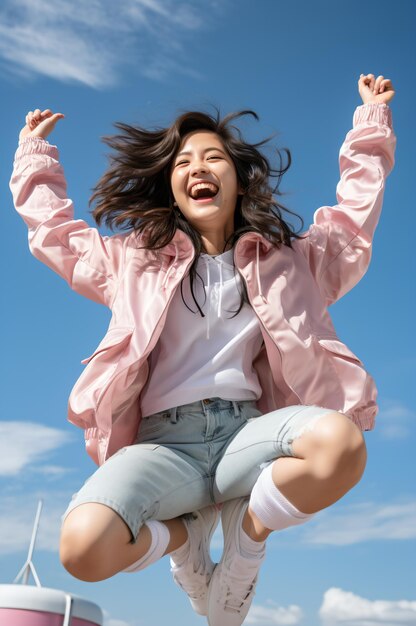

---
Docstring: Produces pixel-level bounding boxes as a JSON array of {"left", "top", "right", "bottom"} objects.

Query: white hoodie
[{"left": 140, "top": 248, "right": 264, "bottom": 417}]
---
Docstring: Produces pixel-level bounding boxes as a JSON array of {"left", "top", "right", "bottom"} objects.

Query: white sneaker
[
  {"left": 170, "top": 505, "right": 220, "bottom": 616},
  {"left": 207, "top": 498, "right": 266, "bottom": 626}
]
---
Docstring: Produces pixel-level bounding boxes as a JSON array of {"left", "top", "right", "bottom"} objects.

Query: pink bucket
[{"left": 0, "top": 585, "right": 103, "bottom": 626}]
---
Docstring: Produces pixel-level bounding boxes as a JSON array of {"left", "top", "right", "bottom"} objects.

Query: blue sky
[{"left": 0, "top": 0, "right": 415, "bottom": 624}]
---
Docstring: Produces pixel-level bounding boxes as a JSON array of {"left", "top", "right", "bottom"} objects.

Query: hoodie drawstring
[
  {"left": 217, "top": 259, "right": 223, "bottom": 316},
  {"left": 204, "top": 257, "right": 211, "bottom": 339},
  {"left": 203, "top": 256, "right": 225, "bottom": 340}
]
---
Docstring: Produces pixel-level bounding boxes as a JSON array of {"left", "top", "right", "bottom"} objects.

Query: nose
[{"left": 190, "top": 159, "right": 209, "bottom": 176}]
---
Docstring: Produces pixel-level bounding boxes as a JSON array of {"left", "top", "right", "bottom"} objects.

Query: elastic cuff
[
  {"left": 353, "top": 103, "right": 393, "bottom": 129},
  {"left": 15, "top": 136, "right": 59, "bottom": 160}
]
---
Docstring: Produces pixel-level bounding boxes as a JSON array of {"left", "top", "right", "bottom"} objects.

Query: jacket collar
[
  {"left": 132, "top": 228, "right": 195, "bottom": 261},
  {"left": 166, "top": 229, "right": 195, "bottom": 259},
  {"left": 133, "top": 228, "right": 273, "bottom": 264},
  {"left": 167, "top": 229, "right": 273, "bottom": 258},
  {"left": 235, "top": 231, "right": 273, "bottom": 256}
]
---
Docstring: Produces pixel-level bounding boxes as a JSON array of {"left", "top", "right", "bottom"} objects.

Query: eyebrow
[{"left": 175, "top": 147, "right": 227, "bottom": 159}]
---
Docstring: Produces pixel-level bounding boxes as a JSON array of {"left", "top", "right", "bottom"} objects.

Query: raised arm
[
  {"left": 10, "top": 109, "right": 131, "bottom": 308},
  {"left": 296, "top": 74, "right": 397, "bottom": 306}
]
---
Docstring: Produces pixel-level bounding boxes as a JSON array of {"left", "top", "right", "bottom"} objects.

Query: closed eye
[{"left": 175, "top": 155, "right": 222, "bottom": 166}]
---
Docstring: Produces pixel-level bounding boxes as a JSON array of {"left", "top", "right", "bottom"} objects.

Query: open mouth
[{"left": 188, "top": 182, "right": 219, "bottom": 201}]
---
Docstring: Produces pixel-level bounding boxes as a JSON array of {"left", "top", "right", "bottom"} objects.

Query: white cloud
[
  {"left": 103, "top": 610, "right": 136, "bottom": 626},
  {"left": 213, "top": 499, "right": 416, "bottom": 553},
  {"left": 302, "top": 500, "right": 416, "bottom": 546},
  {"left": 31, "top": 465, "right": 72, "bottom": 477},
  {"left": 247, "top": 600, "right": 303, "bottom": 625},
  {"left": 0, "top": 421, "right": 73, "bottom": 476},
  {"left": 376, "top": 401, "right": 415, "bottom": 439},
  {"left": 320, "top": 588, "right": 416, "bottom": 625},
  {"left": 0, "top": 0, "right": 221, "bottom": 88},
  {"left": 0, "top": 492, "right": 71, "bottom": 555}
]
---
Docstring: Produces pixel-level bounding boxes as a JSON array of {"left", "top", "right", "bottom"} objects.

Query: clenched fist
[
  {"left": 358, "top": 74, "right": 395, "bottom": 105},
  {"left": 19, "top": 108, "right": 65, "bottom": 142}
]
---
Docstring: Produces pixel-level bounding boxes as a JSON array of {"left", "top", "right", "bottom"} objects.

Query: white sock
[
  {"left": 239, "top": 524, "right": 266, "bottom": 560},
  {"left": 123, "top": 520, "right": 170, "bottom": 573},
  {"left": 249, "top": 462, "right": 315, "bottom": 531}
]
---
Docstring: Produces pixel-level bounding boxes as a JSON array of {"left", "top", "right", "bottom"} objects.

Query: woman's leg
[
  {"left": 244, "top": 410, "right": 367, "bottom": 540},
  {"left": 214, "top": 405, "right": 367, "bottom": 531},
  {"left": 60, "top": 503, "right": 188, "bottom": 582},
  {"left": 208, "top": 405, "right": 367, "bottom": 626},
  {"left": 60, "top": 440, "right": 211, "bottom": 582}
]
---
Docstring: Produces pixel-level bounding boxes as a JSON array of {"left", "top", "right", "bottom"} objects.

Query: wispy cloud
[
  {"left": 320, "top": 588, "right": 416, "bottom": 625},
  {"left": 212, "top": 499, "right": 416, "bottom": 552},
  {"left": 0, "top": 492, "right": 71, "bottom": 556},
  {"left": 104, "top": 619, "right": 135, "bottom": 626},
  {"left": 0, "top": 421, "right": 73, "bottom": 476},
  {"left": 31, "top": 464, "right": 73, "bottom": 478},
  {"left": 376, "top": 400, "right": 415, "bottom": 440},
  {"left": 303, "top": 500, "right": 416, "bottom": 546},
  {"left": 247, "top": 601, "right": 303, "bottom": 625},
  {"left": 103, "top": 610, "right": 137, "bottom": 626},
  {"left": 0, "top": 0, "right": 221, "bottom": 88}
]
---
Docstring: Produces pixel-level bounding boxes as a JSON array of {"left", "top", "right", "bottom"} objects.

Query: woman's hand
[
  {"left": 19, "top": 108, "right": 65, "bottom": 142},
  {"left": 358, "top": 74, "right": 395, "bottom": 105}
]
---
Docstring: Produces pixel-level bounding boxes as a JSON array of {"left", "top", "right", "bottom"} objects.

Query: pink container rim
[{"left": 0, "top": 585, "right": 103, "bottom": 624}]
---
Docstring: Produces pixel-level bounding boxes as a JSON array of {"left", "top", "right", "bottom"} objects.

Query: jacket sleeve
[
  {"left": 296, "top": 102, "right": 396, "bottom": 306},
  {"left": 9, "top": 136, "right": 130, "bottom": 308}
]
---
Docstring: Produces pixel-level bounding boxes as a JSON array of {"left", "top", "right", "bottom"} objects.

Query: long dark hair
[{"left": 90, "top": 109, "right": 304, "bottom": 316}]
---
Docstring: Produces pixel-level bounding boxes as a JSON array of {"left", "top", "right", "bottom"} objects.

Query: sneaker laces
[
  {"left": 173, "top": 565, "right": 210, "bottom": 600},
  {"left": 218, "top": 555, "right": 262, "bottom": 613}
]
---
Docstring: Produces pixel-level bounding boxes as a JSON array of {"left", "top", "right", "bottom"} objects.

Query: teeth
[{"left": 190, "top": 182, "right": 219, "bottom": 198}]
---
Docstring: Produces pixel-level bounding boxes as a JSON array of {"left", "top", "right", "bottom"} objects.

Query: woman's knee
[
  {"left": 292, "top": 411, "right": 367, "bottom": 485},
  {"left": 60, "top": 502, "right": 132, "bottom": 582}
]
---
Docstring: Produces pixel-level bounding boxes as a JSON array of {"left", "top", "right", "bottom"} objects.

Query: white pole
[{"left": 13, "top": 500, "right": 43, "bottom": 587}]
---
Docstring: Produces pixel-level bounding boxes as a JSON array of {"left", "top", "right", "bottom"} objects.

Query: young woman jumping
[{"left": 10, "top": 73, "right": 396, "bottom": 626}]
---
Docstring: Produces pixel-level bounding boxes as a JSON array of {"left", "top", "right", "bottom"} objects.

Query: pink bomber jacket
[{"left": 10, "top": 103, "right": 396, "bottom": 466}]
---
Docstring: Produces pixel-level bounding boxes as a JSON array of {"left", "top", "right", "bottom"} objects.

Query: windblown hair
[{"left": 90, "top": 109, "right": 304, "bottom": 316}]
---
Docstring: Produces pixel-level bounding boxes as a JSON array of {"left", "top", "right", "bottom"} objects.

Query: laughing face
[{"left": 170, "top": 130, "right": 242, "bottom": 244}]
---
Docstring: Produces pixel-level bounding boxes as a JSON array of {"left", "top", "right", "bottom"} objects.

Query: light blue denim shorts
[{"left": 63, "top": 399, "right": 336, "bottom": 540}]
